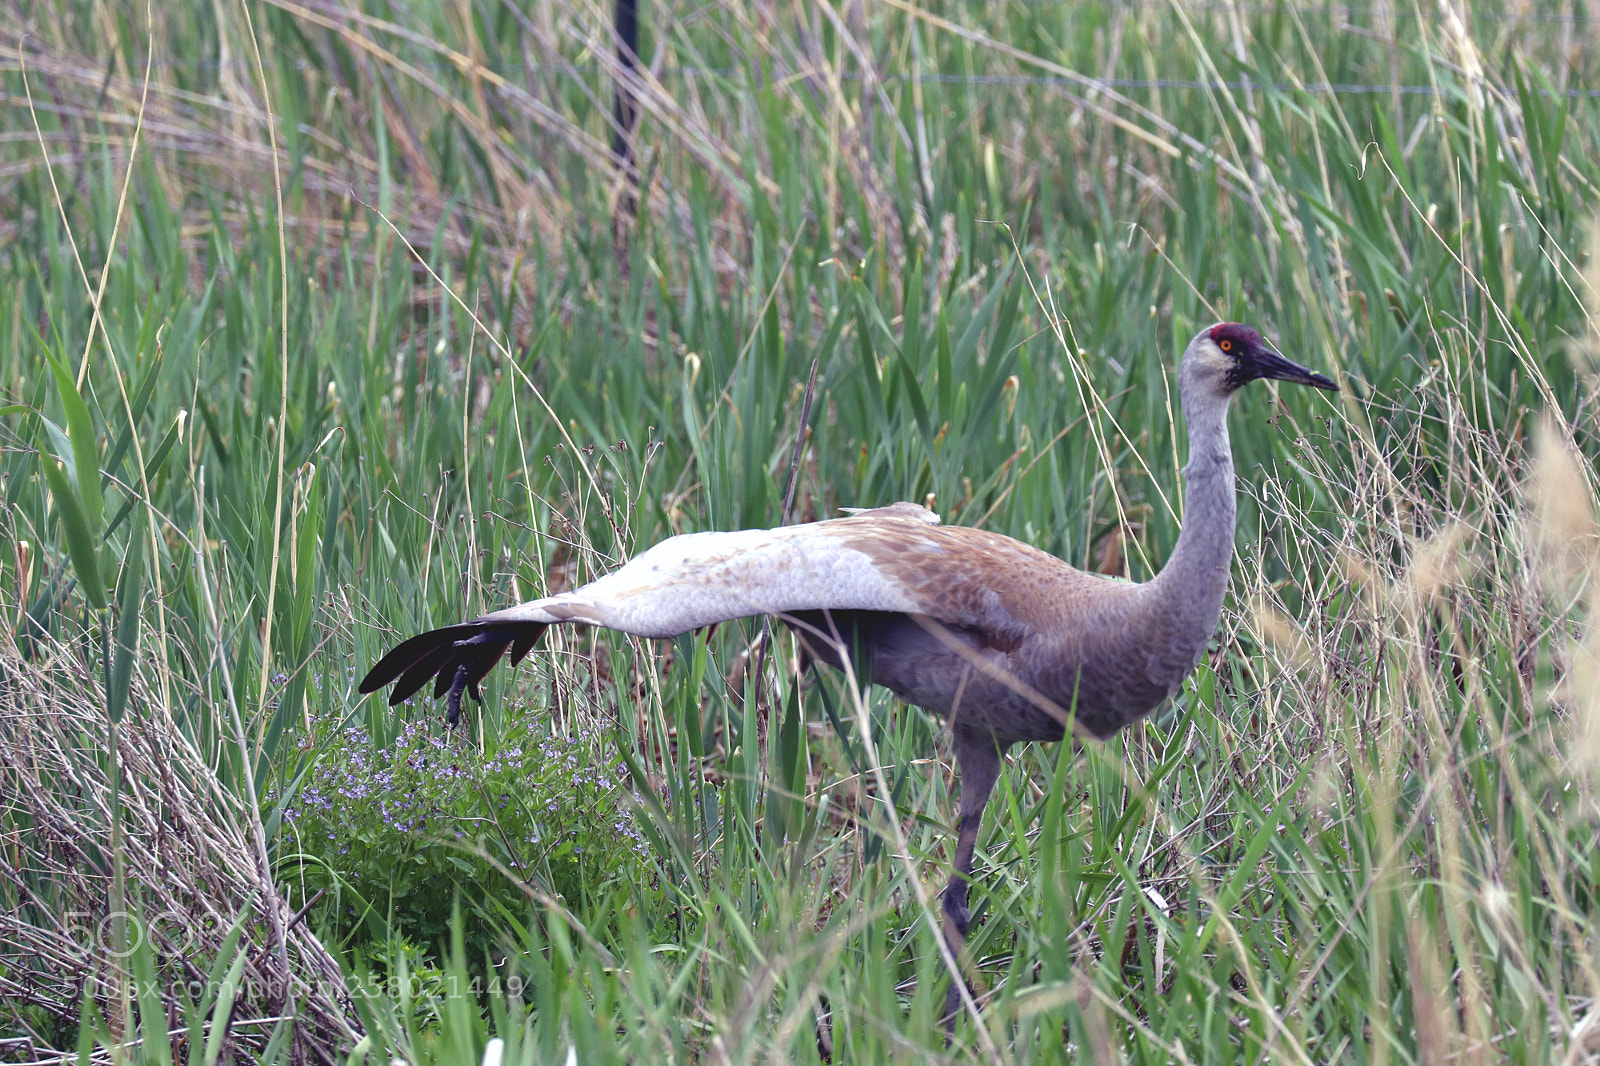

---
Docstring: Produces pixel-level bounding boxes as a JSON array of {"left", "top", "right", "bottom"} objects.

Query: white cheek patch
[{"left": 1197, "top": 346, "right": 1230, "bottom": 375}]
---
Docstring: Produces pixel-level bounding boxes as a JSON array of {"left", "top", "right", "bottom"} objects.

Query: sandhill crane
[{"left": 360, "top": 321, "right": 1337, "bottom": 1018}]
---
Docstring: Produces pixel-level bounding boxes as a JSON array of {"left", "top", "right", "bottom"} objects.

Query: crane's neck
[
  {"left": 1166, "top": 385, "right": 1237, "bottom": 585},
  {"left": 1141, "top": 382, "right": 1237, "bottom": 686}
]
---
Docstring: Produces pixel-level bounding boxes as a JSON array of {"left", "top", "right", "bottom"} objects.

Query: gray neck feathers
[{"left": 1140, "top": 360, "right": 1238, "bottom": 690}]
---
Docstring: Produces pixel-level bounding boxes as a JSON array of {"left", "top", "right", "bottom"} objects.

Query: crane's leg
[{"left": 941, "top": 726, "right": 1006, "bottom": 1028}]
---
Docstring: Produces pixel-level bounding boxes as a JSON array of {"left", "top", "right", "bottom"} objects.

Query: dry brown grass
[{"left": 0, "top": 636, "right": 360, "bottom": 1063}]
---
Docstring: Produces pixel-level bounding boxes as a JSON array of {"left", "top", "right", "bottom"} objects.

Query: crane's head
[{"left": 1184, "top": 322, "right": 1339, "bottom": 397}]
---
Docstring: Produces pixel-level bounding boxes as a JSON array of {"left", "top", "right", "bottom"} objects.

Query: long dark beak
[{"left": 1255, "top": 349, "right": 1339, "bottom": 392}]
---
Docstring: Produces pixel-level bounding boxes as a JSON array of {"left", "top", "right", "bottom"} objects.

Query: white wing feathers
[
  {"left": 479, "top": 525, "right": 923, "bottom": 638},
  {"left": 359, "top": 503, "right": 945, "bottom": 714}
]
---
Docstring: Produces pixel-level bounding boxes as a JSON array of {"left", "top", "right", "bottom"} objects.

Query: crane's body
[{"left": 359, "top": 322, "right": 1338, "bottom": 1022}]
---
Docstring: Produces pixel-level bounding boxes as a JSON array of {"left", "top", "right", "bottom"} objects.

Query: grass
[{"left": 2, "top": 0, "right": 1599, "bottom": 1062}]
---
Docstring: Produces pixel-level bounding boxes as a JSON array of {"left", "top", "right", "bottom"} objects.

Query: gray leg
[{"left": 941, "top": 727, "right": 1006, "bottom": 1026}]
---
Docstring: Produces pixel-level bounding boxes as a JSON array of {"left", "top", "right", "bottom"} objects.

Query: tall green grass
[{"left": 2, "top": 0, "right": 1598, "bottom": 1061}]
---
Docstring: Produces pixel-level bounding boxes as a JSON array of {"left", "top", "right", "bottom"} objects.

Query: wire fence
[
  {"left": 3, "top": 55, "right": 1590, "bottom": 103},
  {"left": 955, "top": 0, "right": 1600, "bottom": 23},
  {"left": 671, "top": 68, "right": 1600, "bottom": 99},
  {"left": 2, "top": 0, "right": 1594, "bottom": 105}
]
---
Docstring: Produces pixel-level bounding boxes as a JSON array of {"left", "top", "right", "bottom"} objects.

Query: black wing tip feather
[
  {"left": 358, "top": 621, "right": 553, "bottom": 712},
  {"left": 357, "top": 624, "right": 480, "bottom": 694}
]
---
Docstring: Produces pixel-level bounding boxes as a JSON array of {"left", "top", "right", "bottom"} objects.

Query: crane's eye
[{"left": 1219, "top": 339, "right": 1233, "bottom": 352}]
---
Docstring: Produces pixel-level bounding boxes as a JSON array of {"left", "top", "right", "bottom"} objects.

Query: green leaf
[
  {"left": 104, "top": 342, "right": 166, "bottom": 479},
  {"left": 108, "top": 508, "right": 148, "bottom": 724},
  {"left": 199, "top": 940, "right": 250, "bottom": 1066},
  {"left": 39, "top": 454, "right": 107, "bottom": 610},
  {"left": 764, "top": 680, "right": 806, "bottom": 850},
  {"left": 103, "top": 414, "right": 184, "bottom": 541},
  {"left": 129, "top": 911, "right": 175, "bottom": 1066},
  {"left": 38, "top": 413, "right": 75, "bottom": 475},
  {"left": 43, "top": 348, "right": 104, "bottom": 533}
]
